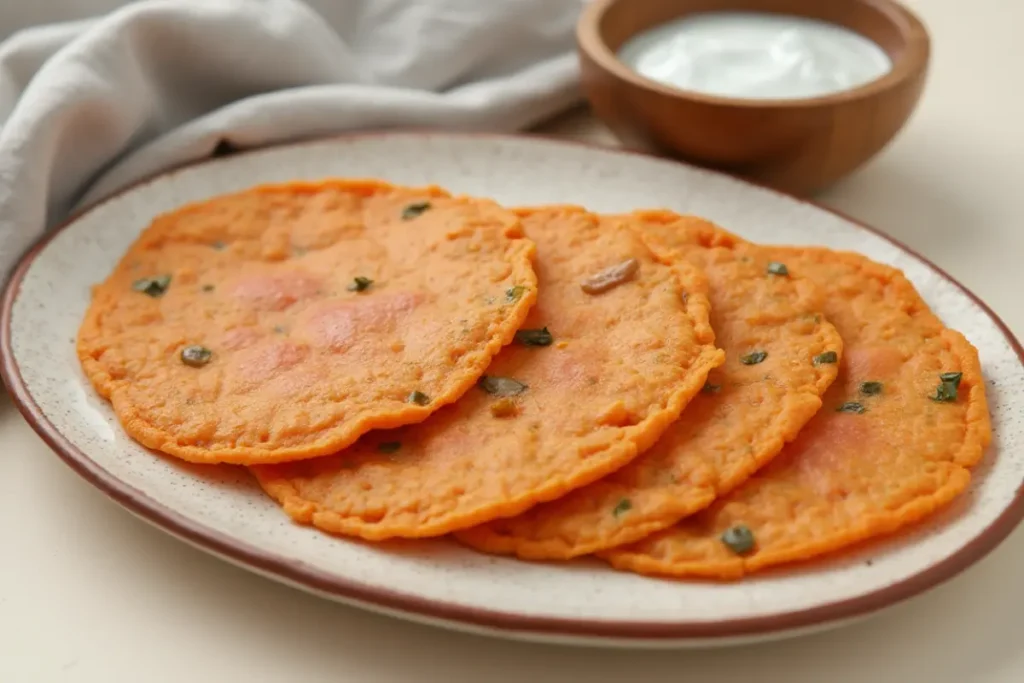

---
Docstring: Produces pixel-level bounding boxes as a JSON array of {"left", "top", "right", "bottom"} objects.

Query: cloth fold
[{"left": 0, "top": 0, "right": 583, "bottom": 278}]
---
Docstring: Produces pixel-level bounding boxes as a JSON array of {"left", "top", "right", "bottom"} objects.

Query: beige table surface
[{"left": 3, "top": 1, "right": 1023, "bottom": 680}]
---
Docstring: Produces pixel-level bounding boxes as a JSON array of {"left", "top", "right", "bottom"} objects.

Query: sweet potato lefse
[
  {"left": 251, "top": 206, "right": 724, "bottom": 539},
  {"left": 603, "top": 226, "right": 991, "bottom": 579},
  {"left": 77, "top": 180, "right": 537, "bottom": 464},
  {"left": 457, "top": 212, "right": 842, "bottom": 559}
]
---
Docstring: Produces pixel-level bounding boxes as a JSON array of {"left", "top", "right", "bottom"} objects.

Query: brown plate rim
[{"left": 2, "top": 130, "right": 1022, "bottom": 643}]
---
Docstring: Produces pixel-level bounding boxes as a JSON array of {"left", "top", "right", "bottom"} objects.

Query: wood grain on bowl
[{"left": 577, "top": 0, "right": 930, "bottom": 195}]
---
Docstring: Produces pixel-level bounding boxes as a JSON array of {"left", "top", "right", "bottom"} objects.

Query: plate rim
[{"left": 3, "top": 130, "right": 1022, "bottom": 643}]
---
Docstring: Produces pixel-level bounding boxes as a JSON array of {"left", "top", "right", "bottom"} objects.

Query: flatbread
[
  {"left": 77, "top": 179, "right": 537, "bottom": 464},
  {"left": 457, "top": 212, "right": 841, "bottom": 558},
  {"left": 251, "top": 206, "right": 724, "bottom": 540},
  {"left": 604, "top": 233, "right": 992, "bottom": 579}
]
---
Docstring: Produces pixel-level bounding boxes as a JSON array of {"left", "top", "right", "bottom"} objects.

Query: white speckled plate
[{"left": 3, "top": 133, "right": 1022, "bottom": 648}]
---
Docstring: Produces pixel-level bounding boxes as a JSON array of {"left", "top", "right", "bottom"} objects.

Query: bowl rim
[{"left": 577, "top": 0, "right": 931, "bottom": 109}]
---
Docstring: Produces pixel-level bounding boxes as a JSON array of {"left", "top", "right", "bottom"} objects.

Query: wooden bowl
[{"left": 577, "top": 0, "right": 930, "bottom": 195}]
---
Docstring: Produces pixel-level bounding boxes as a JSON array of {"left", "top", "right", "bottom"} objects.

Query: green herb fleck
[
  {"left": 478, "top": 375, "right": 528, "bottom": 397},
  {"left": 132, "top": 274, "right": 172, "bottom": 298},
  {"left": 740, "top": 351, "right": 768, "bottom": 365},
  {"left": 273, "top": 325, "right": 286, "bottom": 334},
  {"left": 767, "top": 262, "right": 789, "bottom": 276},
  {"left": 721, "top": 524, "right": 755, "bottom": 555},
  {"left": 407, "top": 390, "right": 430, "bottom": 406},
  {"left": 931, "top": 372, "right": 962, "bottom": 403},
  {"left": 836, "top": 401, "right": 866, "bottom": 414},
  {"left": 401, "top": 201, "right": 431, "bottom": 220},
  {"left": 514, "top": 327, "right": 553, "bottom": 347},
  {"left": 201, "top": 284, "right": 215, "bottom": 292},
  {"left": 377, "top": 441, "right": 401, "bottom": 454},
  {"left": 813, "top": 351, "right": 838, "bottom": 365},
  {"left": 931, "top": 382, "right": 958, "bottom": 403},
  {"left": 212, "top": 241, "right": 227, "bottom": 251},
  {"left": 940, "top": 372, "right": 963, "bottom": 388},
  {"left": 348, "top": 276, "right": 374, "bottom": 292},
  {"left": 860, "top": 381, "right": 884, "bottom": 396},
  {"left": 612, "top": 498, "right": 633, "bottom": 518},
  {"left": 180, "top": 344, "right": 212, "bottom": 368},
  {"left": 505, "top": 285, "right": 527, "bottom": 303},
  {"left": 702, "top": 382, "right": 722, "bottom": 394}
]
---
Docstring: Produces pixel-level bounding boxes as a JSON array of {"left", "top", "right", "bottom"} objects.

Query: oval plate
[{"left": 2, "top": 133, "right": 1022, "bottom": 648}]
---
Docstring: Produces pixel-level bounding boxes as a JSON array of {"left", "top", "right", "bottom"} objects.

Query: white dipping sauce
[{"left": 618, "top": 12, "right": 893, "bottom": 100}]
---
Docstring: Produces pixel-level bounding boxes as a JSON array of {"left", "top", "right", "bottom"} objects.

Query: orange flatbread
[
  {"left": 456, "top": 212, "right": 842, "bottom": 559},
  {"left": 251, "top": 206, "right": 725, "bottom": 540},
  {"left": 77, "top": 179, "right": 537, "bottom": 464},
  {"left": 604, "top": 221, "right": 992, "bottom": 579}
]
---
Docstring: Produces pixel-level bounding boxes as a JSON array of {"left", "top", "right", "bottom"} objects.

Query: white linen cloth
[{"left": 0, "top": 0, "right": 582, "bottom": 278}]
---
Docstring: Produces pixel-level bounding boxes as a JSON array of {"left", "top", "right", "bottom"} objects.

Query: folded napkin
[{"left": 0, "top": 0, "right": 582, "bottom": 279}]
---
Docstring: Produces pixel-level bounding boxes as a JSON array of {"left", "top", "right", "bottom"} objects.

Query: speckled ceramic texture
[{"left": 3, "top": 133, "right": 1021, "bottom": 648}]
